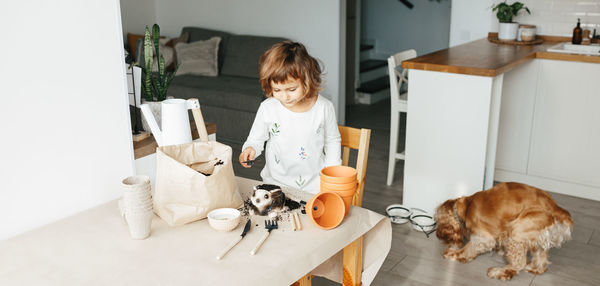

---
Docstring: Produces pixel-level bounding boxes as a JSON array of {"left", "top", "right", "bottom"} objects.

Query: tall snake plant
[{"left": 141, "top": 24, "right": 179, "bottom": 102}]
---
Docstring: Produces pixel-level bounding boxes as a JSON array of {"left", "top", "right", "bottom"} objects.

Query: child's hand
[{"left": 239, "top": 147, "right": 256, "bottom": 168}]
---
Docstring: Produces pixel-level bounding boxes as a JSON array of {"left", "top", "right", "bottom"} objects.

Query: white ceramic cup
[{"left": 518, "top": 25, "right": 536, "bottom": 42}]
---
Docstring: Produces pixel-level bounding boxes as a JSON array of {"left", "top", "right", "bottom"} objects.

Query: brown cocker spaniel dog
[{"left": 434, "top": 182, "right": 573, "bottom": 280}]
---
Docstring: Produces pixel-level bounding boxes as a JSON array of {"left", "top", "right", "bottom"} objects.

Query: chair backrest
[
  {"left": 387, "top": 49, "right": 417, "bottom": 105},
  {"left": 338, "top": 125, "right": 371, "bottom": 207}
]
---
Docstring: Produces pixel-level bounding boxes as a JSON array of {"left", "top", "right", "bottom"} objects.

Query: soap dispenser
[{"left": 572, "top": 18, "right": 582, "bottom": 44}]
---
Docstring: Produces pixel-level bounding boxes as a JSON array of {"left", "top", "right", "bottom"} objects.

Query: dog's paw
[
  {"left": 525, "top": 263, "right": 547, "bottom": 275},
  {"left": 494, "top": 247, "right": 505, "bottom": 256},
  {"left": 443, "top": 248, "right": 458, "bottom": 260},
  {"left": 487, "top": 267, "right": 517, "bottom": 281}
]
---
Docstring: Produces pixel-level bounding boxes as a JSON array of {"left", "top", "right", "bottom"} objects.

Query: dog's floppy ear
[{"left": 435, "top": 199, "right": 464, "bottom": 247}]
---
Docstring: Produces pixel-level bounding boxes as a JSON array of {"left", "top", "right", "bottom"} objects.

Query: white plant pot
[{"left": 498, "top": 22, "right": 519, "bottom": 41}]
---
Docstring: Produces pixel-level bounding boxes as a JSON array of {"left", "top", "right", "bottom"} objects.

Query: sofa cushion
[
  {"left": 220, "top": 35, "right": 288, "bottom": 79},
  {"left": 135, "top": 36, "right": 183, "bottom": 72},
  {"left": 175, "top": 37, "right": 220, "bottom": 76},
  {"left": 181, "top": 27, "right": 231, "bottom": 71},
  {"left": 165, "top": 32, "right": 190, "bottom": 70},
  {"left": 169, "top": 75, "right": 264, "bottom": 113}
]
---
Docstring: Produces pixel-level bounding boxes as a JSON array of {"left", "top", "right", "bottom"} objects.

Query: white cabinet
[
  {"left": 496, "top": 59, "right": 600, "bottom": 200},
  {"left": 496, "top": 60, "right": 539, "bottom": 174},
  {"left": 529, "top": 60, "right": 600, "bottom": 187}
]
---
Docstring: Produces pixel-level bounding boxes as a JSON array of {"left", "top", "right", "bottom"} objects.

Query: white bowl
[
  {"left": 385, "top": 204, "right": 412, "bottom": 224},
  {"left": 207, "top": 208, "right": 241, "bottom": 232},
  {"left": 409, "top": 214, "right": 437, "bottom": 233}
]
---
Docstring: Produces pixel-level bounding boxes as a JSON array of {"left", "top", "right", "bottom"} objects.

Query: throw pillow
[
  {"left": 134, "top": 33, "right": 189, "bottom": 72},
  {"left": 151, "top": 38, "right": 174, "bottom": 72},
  {"left": 175, "top": 37, "right": 221, "bottom": 77},
  {"left": 165, "top": 32, "right": 189, "bottom": 70}
]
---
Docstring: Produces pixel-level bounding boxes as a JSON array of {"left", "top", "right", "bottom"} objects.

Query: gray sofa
[{"left": 166, "top": 27, "right": 287, "bottom": 142}]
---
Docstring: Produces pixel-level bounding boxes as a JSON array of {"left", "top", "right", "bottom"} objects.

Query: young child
[{"left": 239, "top": 41, "right": 341, "bottom": 194}]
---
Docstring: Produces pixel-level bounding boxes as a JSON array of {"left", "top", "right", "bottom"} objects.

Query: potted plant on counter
[
  {"left": 140, "top": 23, "right": 179, "bottom": 132},
  {"left": 493, "top": 1, "right": 530, "bottom": 41}
]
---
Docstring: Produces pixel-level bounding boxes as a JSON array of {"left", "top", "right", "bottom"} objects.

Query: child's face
[{"left": 271, "top": 78, "right": 305, "bottom": 108}]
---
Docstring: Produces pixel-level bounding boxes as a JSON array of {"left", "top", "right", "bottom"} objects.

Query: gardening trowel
[{"left": 216, "top": 219, "right": 251, "bottom": 260}]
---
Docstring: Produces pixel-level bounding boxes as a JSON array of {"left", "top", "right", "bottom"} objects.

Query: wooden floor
[{"left": 228, "top": 100, "right": 600, "bottom": 286}]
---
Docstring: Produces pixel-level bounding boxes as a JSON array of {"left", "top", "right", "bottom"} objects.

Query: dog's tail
[
  {"left": 538, "top": 205, "right": 573, "bottom": 250},
  {"left": 552, "top": 205, "right": 574, "bottom": 228}
]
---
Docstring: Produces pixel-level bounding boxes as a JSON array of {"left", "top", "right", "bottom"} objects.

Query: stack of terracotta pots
[
  {"left": 306, "top": 166, "right": 358, "bottom": 230},
  {"left": 320, "top": 166, "right": 357, "bottom": 215}
]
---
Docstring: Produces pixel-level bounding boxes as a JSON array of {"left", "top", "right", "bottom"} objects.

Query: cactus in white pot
[
  {"left": 141, "top": 24, "right": 179, "bottom": 102},
  {"left": 139, "top": 24, "right": 179, "bottom": 132}
]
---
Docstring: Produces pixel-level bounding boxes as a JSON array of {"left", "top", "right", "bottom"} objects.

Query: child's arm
[
  {"left": 323, "top": 102, "right": 342, "bottom": 167},
  {"left": 240, "top": 103, "right": 269, "bottom": 167}
]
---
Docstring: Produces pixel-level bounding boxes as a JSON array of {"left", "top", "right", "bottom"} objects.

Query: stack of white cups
[{"left": 121, "top": 175, "right": 154, "bottom": 239}]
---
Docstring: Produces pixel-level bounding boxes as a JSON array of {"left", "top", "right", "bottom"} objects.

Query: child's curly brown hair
[{"left": 259, "top": 41, "right": 322, "bottom": 99}]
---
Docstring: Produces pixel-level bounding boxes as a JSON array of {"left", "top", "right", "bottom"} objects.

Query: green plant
[
  {"left": 492, "top": 1, "right": 530, "bottom": 23},
  {"left": 141, "top": 24, "right": 179, "bottom": 102}
]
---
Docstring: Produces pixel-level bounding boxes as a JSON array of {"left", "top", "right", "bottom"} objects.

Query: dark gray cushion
[
  {"left": 168, "top": 75, "right": 265, "bottom": 113},
  {"left": 220, "top": 35, "right": 288, "bottom": 78},
  {"left": 200, "top": 105, "right": 257, "bottom": 143},
  {"left": 181, "top": 27, "right": 231, "bottom": 70}
]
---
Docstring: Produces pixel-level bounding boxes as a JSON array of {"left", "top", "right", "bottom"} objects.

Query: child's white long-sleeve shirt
[{"left": 242, "top": 95, "right": 341, "bottom": 194}]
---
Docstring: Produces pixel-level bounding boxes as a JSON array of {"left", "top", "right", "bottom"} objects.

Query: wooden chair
[
  {"left": 338, "top": 125, "right": 371, "bottom": 207},
  {"left": 386, "top": 49, "right": 417, "bottom": 186},
  {"left": 294, "top": 125, "right": 372, "bottom": 286}
]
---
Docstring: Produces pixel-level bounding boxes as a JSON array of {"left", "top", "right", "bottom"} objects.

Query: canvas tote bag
[{"left": 153, "top": 101, "right": 243, "bottom": 226}]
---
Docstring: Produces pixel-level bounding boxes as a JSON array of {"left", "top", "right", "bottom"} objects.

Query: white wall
[
  {"left": 362, "top": 0, "right": 451, "bottom": 58},
  {"left": 506, "top": 0, "right": 600, "bottom": 36},
  {"left": 449, "top": 0, "right": 494, "bottom": 47},
  {"left": 120, "top": 0, "right": 157, "bottom": 39},
  {"left": 450, "top": 0, "right": 600, "bottom": 47},
  {"left": 121, "top": 0, "right": 345, "bottom": 122},
  {"left": 0, "top": 0, "right": 134, "bottom": 240}
]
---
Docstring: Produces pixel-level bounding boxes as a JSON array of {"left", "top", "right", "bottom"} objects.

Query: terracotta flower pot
[
  {"left": 320, "top": 180, "right": 357, "bottom": 192},
  {"left": 306, "top": 192, "right": 346, "bottom": 230},
  {"left": 320, "top": 166, "right": 357, "bottom": 184},
  {"left": 320, "top": 184, "right": 356, "bottom": 215}
]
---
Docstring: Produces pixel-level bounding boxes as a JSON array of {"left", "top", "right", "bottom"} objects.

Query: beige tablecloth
[{"left": 0, "top": 177, "right": 391, "bottom": 285}]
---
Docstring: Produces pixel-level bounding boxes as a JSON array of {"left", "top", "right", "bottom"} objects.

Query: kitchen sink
[{"left": 547, "top": 42, "right": 600, "bottom": 56}]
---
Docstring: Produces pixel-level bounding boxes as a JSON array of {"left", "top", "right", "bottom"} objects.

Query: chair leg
[
  {"left": 343, "top": 236, "right": 363, "bottom": 286},
  {"left": 387, "top": 111, "right": 400, "bottom": 185}
]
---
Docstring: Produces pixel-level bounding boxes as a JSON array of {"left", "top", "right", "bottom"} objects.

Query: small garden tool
[{"left": 250, "top": 220, "right": 278, "bottom": 255}]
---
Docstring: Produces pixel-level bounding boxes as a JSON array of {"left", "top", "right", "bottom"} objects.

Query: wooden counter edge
[
  {"left": 401, "top": 61, "right": 499, "bottom": 77},
  {"left": 402, "top": 33, "right": 599, "bottom": 77},
  {"left": 403, "top": 51, "right": 600, "bottom": 77},
  {"left": 535, "top": 51, "right": 600, "bottom": 64}
]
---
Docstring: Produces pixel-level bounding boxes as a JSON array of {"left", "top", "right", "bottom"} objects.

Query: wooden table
[
  {"left": 133, "top": 122, "right": 217, "bottom": 159},
  {"left": 0, "top": 177, "right": 391, "bottom": 286}
]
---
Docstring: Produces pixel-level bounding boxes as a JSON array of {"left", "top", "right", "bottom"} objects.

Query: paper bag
[{"left": 154, "top": 141, "right": 243, "bottom": 226}]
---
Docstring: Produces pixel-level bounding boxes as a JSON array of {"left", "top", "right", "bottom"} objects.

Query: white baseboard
[{"left": 495, "top": 169, "right": 600, "bottom": 201}]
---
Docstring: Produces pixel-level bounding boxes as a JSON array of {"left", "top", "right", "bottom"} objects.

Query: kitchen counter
[
  {"left": 402, "top": 34, "right": 600, "bottom": 77},
  {"left": 400, "top": 34, "right": 600, "bottom": 214}
]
